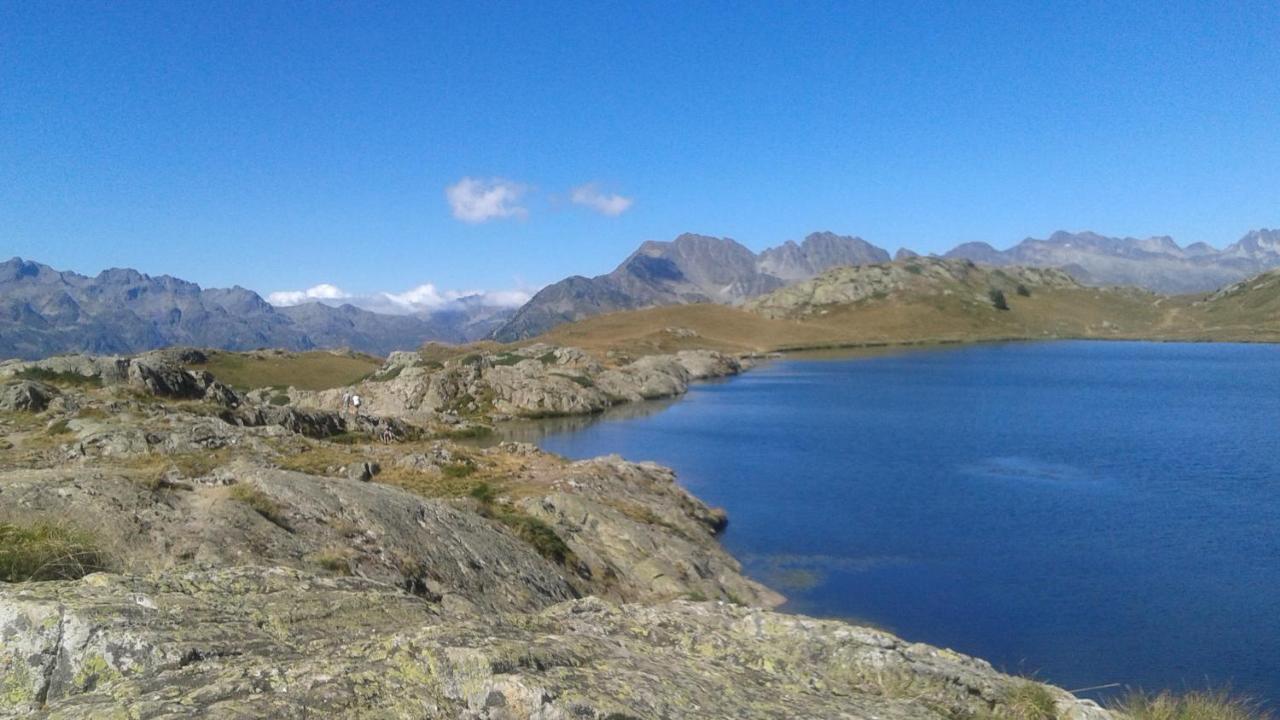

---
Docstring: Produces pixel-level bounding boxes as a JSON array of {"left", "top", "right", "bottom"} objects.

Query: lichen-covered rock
[{"left": 0, "top": 567, "right": 1114, "bottom": 720}]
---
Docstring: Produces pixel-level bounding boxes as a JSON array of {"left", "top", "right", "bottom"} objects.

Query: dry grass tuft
[
  {"left": 1113, "top": 690, "right": 1270, "bottom": 720},
  {"left": 0, "top": 519, "right": 111, "bottom": 582}
]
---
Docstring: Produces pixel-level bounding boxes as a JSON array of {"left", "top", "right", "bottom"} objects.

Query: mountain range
[
  {"left": 5, "top": 227, "right": 1278, "bottom": 359},
  {"left": 492, "top": 231, "right": 889, "bottom": 340},
  {"left": 492, "top": 228, "right": 1280, "bottom": 340},
  {"left": 941, "top": 228, "right": 1280, "bottom": 294},
  {"left": 0, "top": 258, "right": 511, "bottom": 360}
]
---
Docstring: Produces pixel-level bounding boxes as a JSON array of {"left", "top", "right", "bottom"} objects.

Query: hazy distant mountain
[
  {"left": 943, "top": 229, "right": 1280, "bottom": 294},
  {"left": 0, "top": 258, "right": 511, "bottom": 359},
  {"left": 494, "top": 231, "right": 890, "bottom": 341}
]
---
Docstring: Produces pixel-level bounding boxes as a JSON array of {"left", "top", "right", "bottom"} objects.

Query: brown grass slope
[{"left": 540, "top": 258, "right": 1204, "bottom": 356}]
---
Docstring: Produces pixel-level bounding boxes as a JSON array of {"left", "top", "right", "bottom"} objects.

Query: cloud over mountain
[
  {"left": 268, "top": 281, "right": 533, "bottom": 315},
  {"left": 445, "top": 177, "right": 528, "bottom": 223},
  {"left": 570, "top": 183, "right": 633, "bottom": 216}
]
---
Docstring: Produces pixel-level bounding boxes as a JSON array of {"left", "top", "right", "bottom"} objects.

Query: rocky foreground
[{"left": 0, "top": 348, "right": 1113, "bottom": 718}]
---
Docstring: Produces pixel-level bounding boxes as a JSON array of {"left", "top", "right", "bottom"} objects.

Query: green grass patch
[
  {"left": 228, "top": 484, "right": 291, "bottom": 530},
  {"left": 490, "top": 353, "right": 525, "bottom": 367},
  {"left": 483, "top": 506, "right": 573, "bottom": 565},
  {"left": 0, "top": 520, "right": 110, "bottom": 582},
  {"left": 468, "top": 481, "right": 497, "bottom": 503},
  {"left": 537, "top": 351, "right": 559, "bottom": 364},
  {"left": 196, "top": 351, "right": 381, "bottom": 391},
  {"left": 442, "top": 462, "right": 476, "bottom": 479},
  {"left": 14, "top": 367, "right": 102, "bottom": 388},
  {"left": 439, "top": 424, "right": 494, "bottom": 440}
]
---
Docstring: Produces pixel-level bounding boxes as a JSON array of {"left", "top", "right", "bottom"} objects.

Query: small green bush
[
  {"left": 904, "top": 263, "right": 923, "bottom": 275},
  {"left": 537, "top": 352, "right": 559, "bottom": 365},
  {"left": 468, "top": 482, "right": 496, "bottom": 504},
  {"left": 989, "top": 288, "right": 1010, "bottom": 311},
  {"left": 1016, "top": 284, "right": 1032, "bottom": 297},
  {"left": 0, "top": 521, "right": 110, "bottom": 582},
  {"left": 490, "top": 353, "right": 524, "bottom": 367}
]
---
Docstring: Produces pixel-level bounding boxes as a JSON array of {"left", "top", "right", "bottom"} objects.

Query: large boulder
[{"left": 0, "top": 380, "right": 58, "bottom": 412}]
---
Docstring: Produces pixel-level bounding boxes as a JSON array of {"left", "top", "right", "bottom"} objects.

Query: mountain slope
[
  {"left": 943, "top": 229, "right": 1280, "bottom": 293},
  {"left": 0, "top": 257, "right": 510, "bottom": 359},
  {"left": 494, "top": 231, "right": 890, "bottom": 341}
]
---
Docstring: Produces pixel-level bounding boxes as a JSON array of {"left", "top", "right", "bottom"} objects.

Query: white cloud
[
  {"left": 266, "top": 283, "right": 351, "bottom": 306},
  {"left": 570, "top": 183, "right": 633, "bottom": 216},
  {"left": 445, "top": 177, "right": 528, "bottom": 223},
  {"left": 267, "top": 281, "right": 533, "bottom": 315}
]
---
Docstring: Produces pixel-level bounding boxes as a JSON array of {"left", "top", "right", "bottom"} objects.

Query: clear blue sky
[{"left": 3, "top": 1, "right": 1278, "bottom": 300}]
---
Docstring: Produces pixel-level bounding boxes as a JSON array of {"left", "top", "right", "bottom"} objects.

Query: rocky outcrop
[
  {"left": 748, "top": 257, "right": 1080, "bottom": 319},
  {"left": 0, "top": 380, "right": 57, "bottom": 412},
  {"left": 291, "top": 344, "right": 744, "bottom": 422},
  {"left": 0, "top": 566, "right": 1114, "bottom": 720}
]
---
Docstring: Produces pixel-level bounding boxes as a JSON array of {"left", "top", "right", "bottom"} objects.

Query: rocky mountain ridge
[
  {"left": 0, "top": 258, "right": 512, "bottom": 360},
  {"left": 493, "top": 232, "right": 889, "bottom": 341},
  {"left": 943, "top": 229, "right": 1280, "bottom": 293}
]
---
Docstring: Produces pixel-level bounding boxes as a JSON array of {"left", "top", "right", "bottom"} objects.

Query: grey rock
[
  {"left": 347, "top": 460, "right": 381, "bottom": 482},
  {"left": 0, "top": 380, "right": 57, "bottom": 412}
]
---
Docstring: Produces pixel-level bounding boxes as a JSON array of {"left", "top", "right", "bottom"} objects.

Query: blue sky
[{"left": 2, "top": 1, "right": 1278, "bottom": 306}]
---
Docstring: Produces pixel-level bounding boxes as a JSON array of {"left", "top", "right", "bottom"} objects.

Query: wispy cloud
[
  {"left": 267, "top": 281, "right": 534, "bottom": 315},
  {"left": 570, "top": 183, "right": 633, "bottom": 216},
  {"left": 445, "top": 177, "right": 528, "bottom": 223},
  {"left": 266, "top": 283, "right": 350, "bottom": 306}
]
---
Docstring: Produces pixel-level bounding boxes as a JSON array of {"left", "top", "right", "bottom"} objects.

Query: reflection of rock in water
[{"left": 485, "top": 396, "right": 684, "bottom": 446}]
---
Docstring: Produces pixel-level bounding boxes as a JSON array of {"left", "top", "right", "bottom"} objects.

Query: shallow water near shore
[{"left": 507, "top": 341, "right": 1280, "bottom": 703}]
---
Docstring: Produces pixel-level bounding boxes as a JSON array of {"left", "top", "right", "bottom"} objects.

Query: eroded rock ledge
[{"left": 1, "top": 567, "right": 1112, "bottom": 720}]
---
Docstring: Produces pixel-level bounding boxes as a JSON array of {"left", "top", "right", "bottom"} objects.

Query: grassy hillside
[
  {"left": 194, "top": 350, "right": 383, "bottom": 390},
  {"left": 538, "top": 259, "right": 1191, "bottom": 357}
]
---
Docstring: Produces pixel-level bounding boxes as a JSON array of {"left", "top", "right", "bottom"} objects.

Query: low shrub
[
  {"left": 0, "top": 520, "right": 110, "bottom": 582},
  {"left": 1016, "top": 283, "right": 1032, "bottom": 297},
  {"left": 485, "top": 507, "right": 573, "bottom": 565},
  {"left": 989, "top": 288, "right": 1010, "bottom": 311}
]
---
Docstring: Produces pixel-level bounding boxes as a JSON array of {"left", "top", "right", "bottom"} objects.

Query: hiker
[
  {"left": 341, "top": 391, "right": 351, "bottom": 416},
  {"left": 351, "top": 393, "right": 362, "bottom": 418}
]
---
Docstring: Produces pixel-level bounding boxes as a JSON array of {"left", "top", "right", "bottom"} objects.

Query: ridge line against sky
[{"left": 2, "top": 2, "right": 1278, "bottom": 296}]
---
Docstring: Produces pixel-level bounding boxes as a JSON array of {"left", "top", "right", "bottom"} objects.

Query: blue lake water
[{"left": 519, "top": 341, "right": 1280, "bottom": 702}]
